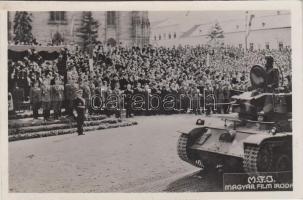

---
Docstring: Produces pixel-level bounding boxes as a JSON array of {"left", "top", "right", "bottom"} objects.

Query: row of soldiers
[
  {"left": 29, "top": 76, "right": 64, "bottom": 120},
  {"left": 29, "top": 74, "right": 235, "bottom": 121}
]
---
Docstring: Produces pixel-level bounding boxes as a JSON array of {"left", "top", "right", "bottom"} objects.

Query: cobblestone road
[{"left": 9, "top": 114, "right": 223, "bottom": 192}]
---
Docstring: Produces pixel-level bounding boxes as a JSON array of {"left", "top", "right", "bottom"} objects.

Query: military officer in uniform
[
  {"left": 41, "top": 76, "right": 51, "bottom": 121},
  {"left": 123, "top": 84, "right": 133, "bottom": 118},
  {"left": 263, "top": 55, "right": 280, "bottom": 121},
  {"left": 29, "top": 81, "right": 41, "bottom": 119},
  {"left": 265, "top": 55, "right": 279, "bottom": 90},
  {"left": 52, "top": 76, "right": 64, "bottom": 120},
  {"left": 73, "top": 89, "right": 86, "bottom": 136}
]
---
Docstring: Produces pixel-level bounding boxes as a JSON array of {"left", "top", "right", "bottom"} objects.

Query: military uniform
[
  {"left": 81, "top": 82, "right": 91, "bottom": 113},
  {"left": 263, "top": 56, "right": 280, "bottom": 121},
  {"left": 266, "top": 68, "right": 279, "bottom": 90},
  {"left": 12, "top": 86, "right": 24, "bottom": 112},
  {"left": 65, "top": 83, "right": 79, "bottom": 116},
  {"left": 216, "top": 85, "right": 224, "bottom": 114},
  {"left": 41, "top": 82, "right": 51, "bottom": 120},
  {"left": 29, "top": 86, "right": 41, "bottom": 119},
  {"left": 112, "top": 88, "right": 121, "bottom": 118},
  {"left": 223, "top": 84, "right": 231, "bottom": 114},
  {"left": 123, "top": 89, "right": 133, "bottom": 118},
  {"left": 191, "top": 87, "right": 201, "bottom": 115},
  {"left": 204, "top": 86, "right": 214, "bottom": 115},
  {"left": 178, "top": 86, "right": 189, "bottom": 113},
  {"left": 73, "top": 96, "right": 86, "bottom": 135},
  {"left": 51, "top": 83, "right": 64, "bottom": 119}
]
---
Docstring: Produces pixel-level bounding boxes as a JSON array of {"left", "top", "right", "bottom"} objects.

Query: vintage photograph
[{"left": 7, "top": 9, "right": 293, "bottom": 193}]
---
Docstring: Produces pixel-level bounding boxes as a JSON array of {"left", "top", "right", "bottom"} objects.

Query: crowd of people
[{"left": 8, "top": 43, "right": 292, "bottom": 120}]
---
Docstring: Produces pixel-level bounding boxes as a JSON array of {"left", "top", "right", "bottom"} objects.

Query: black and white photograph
[{"left": 1, "top": 1, "right": 303, "bottom": 198}]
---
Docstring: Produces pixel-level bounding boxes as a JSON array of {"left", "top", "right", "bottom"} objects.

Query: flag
[
  {"left": 246, "top": 14, "right": 255, "bottom": 37},
  {"left": 70, "top": 16, "right": 75, "bottom": 36}
]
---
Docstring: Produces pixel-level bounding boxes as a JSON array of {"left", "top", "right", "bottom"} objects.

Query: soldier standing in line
[
  {"left": 223, "top": 81, "right": 231, "bottom": 114},
  {"left": 65, "top": 82, "right": 73, "bottom": 116},
  {"left": 204, "top": 81, "right": 214, "bottom": 115},
  {"left": 41, "top": 76, "right": 51, "bottom": 121},
  {"left": 70, "top": 79, "right": 79, "bottom": 117},
  {"left": 73, "top": 89, "right": 86, "bottom": 136},
  {"left": 112, "top": 83, "right": 122, "bottom": 118},
  {"left": 216, "top": 81, "right": 225, "bottom": 114},
  {"left": 29, "top": 81, "right": 41, "bottom": 119},
  {"left": 191, "top": 84, "right": 201, "bottom": 115},
  {"left": 65, "top": 66, "right": 79, "bottom": 117},
  {"left": 52, "top": 76, "right": 64, "bottom": 120},
  {"left": 89, "top": 79, "right": 96, "bottom": 115},
  {"left": 123, "top": 83, "right": 133, "bottom": 118},
  {"left": 81, "top": 77, "right": 91, "bottom": 115}
]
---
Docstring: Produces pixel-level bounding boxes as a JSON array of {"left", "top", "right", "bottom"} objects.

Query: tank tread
[
  {"left": 243, "top": 145, "right": 259, "bottom": 173},
  {"left": 177, "top": 133, "right": 204, "bottom": 168}
]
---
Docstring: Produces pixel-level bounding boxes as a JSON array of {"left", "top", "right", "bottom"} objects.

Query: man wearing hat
[
  {"left": 73, "top": 89, "right": 86, "bottom": 135},
  {"left": 263, "top": 55, "right": 280, "bottom": 121},
  {"left": 265, "top": 55, "right": 279, "bottom": 90}
]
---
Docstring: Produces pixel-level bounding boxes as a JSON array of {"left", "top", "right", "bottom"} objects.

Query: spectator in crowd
[{"left": 8, "top": 43, "right": 292, "bottom": 119}]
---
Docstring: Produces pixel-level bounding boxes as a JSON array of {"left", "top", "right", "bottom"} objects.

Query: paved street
[{"left": 9, "top": 114, "right": 223, "bottom": 192}]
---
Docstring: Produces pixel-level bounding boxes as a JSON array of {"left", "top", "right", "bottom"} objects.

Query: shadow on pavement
[{"left": 163, "top": 169, "right": 223, "bottom": 192}]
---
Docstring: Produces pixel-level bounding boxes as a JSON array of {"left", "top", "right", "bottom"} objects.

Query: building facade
[
  {"left": 151, "top": 11, "right": 291, "bottom": 50},
  {"left": 8, "top": 11, "right": 151, "bottom": 47}
]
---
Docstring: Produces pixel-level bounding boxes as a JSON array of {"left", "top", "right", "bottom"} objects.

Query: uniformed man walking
[{"left": 73, "top": 89, "right": 86, "bottom": 136}]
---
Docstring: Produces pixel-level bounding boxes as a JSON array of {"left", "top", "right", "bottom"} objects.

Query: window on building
[
  {"left": 277, "top": 11, "right": 281, "bottom": 15},
  {"left": 262, "top": 22, "right": 266, "bottom": 27},
  {"left": 174, "top": 32, "right": 176, "bottom": 39},
  {"left": 159, "top": 35, "right": 161, "bottom": 40},
  {"left": 168, "top": 33, "right": 171, "bottom": 39},
  {"left": 249, "top": 43, "right": 254, "bottom": 51},
  {"left": 265, "top": 42, "right": 270, "bottom": 50},
  {"left": 107, "top": 11, "right": 116, "bottom": 26},
  {"left": 239, "top": 44, "right": 242, "bottom": 48},
  {"left": 164, "top": 33, "right": 166, "bottom": 39},
  {"left": 154, "top": 36, "right": 157, "bottom": 41},
  {"left": 279, "top": 42, "right": 284, "bottom": 50},
  {"left": 236, "top": 25, "right": 239, "bottom": 29},
  {"left": 49, "top": 11, "right": 66, "bottom": 22}
]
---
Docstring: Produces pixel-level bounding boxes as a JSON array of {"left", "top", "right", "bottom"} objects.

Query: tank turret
[{"left": 231, "top": 65, "right": 291, "bottom": 126}]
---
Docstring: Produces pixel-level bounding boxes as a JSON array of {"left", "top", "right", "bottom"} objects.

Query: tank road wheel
[
  {"left": 177, "top": 133, "right": 205, "bottom": 169},
  {"left": 275, "top": 153, "right": 292, "bottom": 172},
  {"left": 243, "top": 144, "right": 274, "bottom": 173}
]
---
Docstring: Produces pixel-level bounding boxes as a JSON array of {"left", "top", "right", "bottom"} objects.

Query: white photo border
[{"left": 0, "top": 1, "right": 302, "bottom": 200}]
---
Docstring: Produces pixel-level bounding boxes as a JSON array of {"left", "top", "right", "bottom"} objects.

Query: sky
[{"left": 149, "top": 10, "right": 288, "bottom": 27}]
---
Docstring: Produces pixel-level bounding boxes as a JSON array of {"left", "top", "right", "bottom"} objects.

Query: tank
[{"left": 177, "top": 65, "right": 292, "bottom": 173}]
